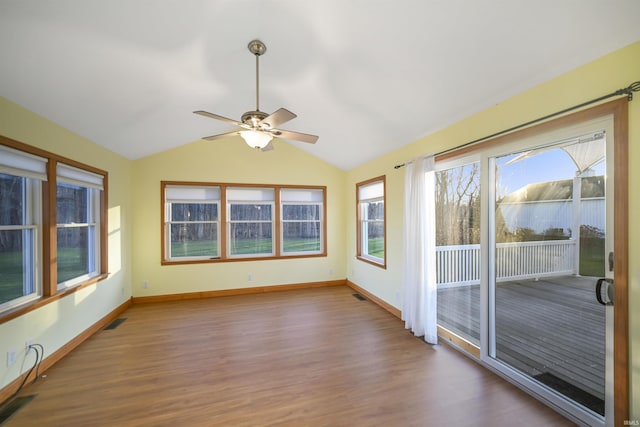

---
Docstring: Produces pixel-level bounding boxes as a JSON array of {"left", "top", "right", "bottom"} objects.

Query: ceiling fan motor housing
[{"left": 241, "top": 110, "right": 269, "bottom": 128}]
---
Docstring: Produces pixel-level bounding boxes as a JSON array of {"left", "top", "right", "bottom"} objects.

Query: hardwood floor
[{"left": 5, "top": 286, "right": 574, "bottom": 426}]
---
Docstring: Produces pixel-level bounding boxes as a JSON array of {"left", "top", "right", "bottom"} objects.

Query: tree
[{"left": 435, "top": 163, "right": 480, "bottom": 246}]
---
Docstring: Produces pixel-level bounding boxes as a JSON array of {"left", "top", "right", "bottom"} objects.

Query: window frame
[
  {"left": 227, "top": 187, "right": 275, "bottom": 258},
  {"left": 164, "top": 185, "right": 221, "bottom": 261},
  {"left": 0, "top": 172, "right": 42, "bottom": 312},
  {"left": 280, "top": 188, "right": 324, "bottom": 256},
  {"left": 55, "top": 182, "right": 101, "bottom": 289},
  {"left": 0, "top": 136, "right": 108, "bottom": 324},
  {"left": 429, "top": 99, "right": 629, "bottom": 423},
  {"left": 356, "top": 175, "right": 386, "bottom": 268},
  {"left": 161, "top": 182, "right": 327, "bottom": 264}
]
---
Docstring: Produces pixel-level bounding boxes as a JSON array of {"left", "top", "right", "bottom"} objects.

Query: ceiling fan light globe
[{"left": 240, "top": 130, "right": 272, "bottom": 149}]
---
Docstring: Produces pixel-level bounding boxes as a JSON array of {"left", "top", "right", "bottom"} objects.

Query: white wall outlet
[
  {"left": 247, "top": 273, "right": 252, "bottom": 281},
  {"left": 143, "top": 280, "right": 149, "bottom": 289},
  {"left": 328, "top": 268, "right": 333, "bottom": 275},
  {"left": 7, "top": 349, "right": 17, "bottom": 367},
  {"left": 25, "top": 339, "right": 34, "bottom": 351}
]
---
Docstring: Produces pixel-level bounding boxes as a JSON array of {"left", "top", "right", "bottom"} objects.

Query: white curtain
[{"left": 401, "top": 155, "right": 437, "bottom": 344}]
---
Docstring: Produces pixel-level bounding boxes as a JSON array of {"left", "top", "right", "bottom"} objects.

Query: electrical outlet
[
  {"left": 25, "top": 339, "right": 34, "bottom": 351},
  {"left": 329, "top": 268, "right": 333, "bottom": 275},
  {"left": 247, "top": 273, "right": 252, "bottom": 281},
  {"left": 7, "top": 349, "right": 17, "bottom": 367},
  {"left": 143, "top": 280, "right": 149, "bottom": 289}
]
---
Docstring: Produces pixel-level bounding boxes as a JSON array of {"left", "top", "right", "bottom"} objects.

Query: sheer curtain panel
[{"left": 401, "top": 155, "right": 437, "bottom": 344}]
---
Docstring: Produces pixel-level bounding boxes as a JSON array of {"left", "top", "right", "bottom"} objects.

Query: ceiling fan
[{"left": 194, "top": 39, "right": 318, "bottom": 151}]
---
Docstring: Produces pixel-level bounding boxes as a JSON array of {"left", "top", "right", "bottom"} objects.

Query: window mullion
[
  {"left": 42, "top": 159, "right": 57, "bottom": 296},
  {"left": 274, "top": 189, "right": 281, "bottom": 256}
]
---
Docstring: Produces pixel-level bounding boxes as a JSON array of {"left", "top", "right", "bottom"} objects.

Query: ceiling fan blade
[
  {"left": 260, "top": 108, "right": 297, "bottom": 129},
  {"left": 194, "top": 110, "right": 248, "bottom": 128},
  {"left": 201, "top": 130, "right": 240, "bottom": 141},
  {"left": 273, "top": 129, "right": 318, "bottom": 144},
  {"left": 261, "top": 141, "right": 275, "bottom": 152}
]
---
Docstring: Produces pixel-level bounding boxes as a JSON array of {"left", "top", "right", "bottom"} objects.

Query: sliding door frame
[{"left": 435, "top": 98, "right": 628, "bottom": 424}]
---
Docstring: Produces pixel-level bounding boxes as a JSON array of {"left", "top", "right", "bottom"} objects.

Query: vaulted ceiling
[{"left": 1, "top": 1, "right": 639, "bottom": 170}]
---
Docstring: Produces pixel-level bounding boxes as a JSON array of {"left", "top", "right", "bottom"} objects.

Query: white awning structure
[{"left": 505, "top": 131, "right": 605, "bottom": 174}]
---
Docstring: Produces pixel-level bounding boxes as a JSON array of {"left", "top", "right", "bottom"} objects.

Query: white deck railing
[
  {"left": 436, "top": 244, "right": 481, "bottom": 286},
  {"left": 436, "top": 240, "right": 576, "bottom": 287}
]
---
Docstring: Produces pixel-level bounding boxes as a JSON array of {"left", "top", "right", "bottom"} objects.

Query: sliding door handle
[{"left": 595, "top": 278, "right": 614, "bottom": 306}]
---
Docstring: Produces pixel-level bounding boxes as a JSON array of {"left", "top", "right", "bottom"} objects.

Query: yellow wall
[
  {"left": 0, "top": 97, "right": 133, "bottom": 390},
  {"left": 345, "top": 41, "right": 640, "bottom": 416},
  {"left": 130, "top": 137, "right": 347, "bottom": 297}
]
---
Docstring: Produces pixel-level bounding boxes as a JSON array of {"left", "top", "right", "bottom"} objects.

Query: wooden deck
[{"left": 438, "top": 275, "right": 605, "bottom": 414}]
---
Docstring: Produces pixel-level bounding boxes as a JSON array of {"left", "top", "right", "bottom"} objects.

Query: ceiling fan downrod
[{"left": 248, "top": 40, "right": 267, "bottom": 112}]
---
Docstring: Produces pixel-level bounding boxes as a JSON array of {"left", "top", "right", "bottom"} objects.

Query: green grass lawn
[
  {"left": 0, "top": 248, "right": 89, "bottom": 303},
  {"left": 0, "top": 250, "right": 23, "bottom": 303},
  {"left": 171, "top": 240, "right": 219, "bottom": 257},
  {"left": 57, "top": 248, "right": 89, "bottom": 283},
  {"left": 579, "top": 237, "right": 605, "bottom": 277},
  {"left": 283, "top": 238, "right": 321, "bottom": 253},
  {"left": 367, "top": 237, "right": 384, "bottom": 259}
]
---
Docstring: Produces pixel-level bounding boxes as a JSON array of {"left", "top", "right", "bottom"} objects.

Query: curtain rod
[{"left": 394, "top": 79, "right": 640, "bottom": 169}]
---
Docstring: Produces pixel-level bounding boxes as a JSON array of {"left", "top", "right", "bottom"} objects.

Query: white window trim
[
  {"left": 165, "top": 200, "right": 221, "bottom": 261},
  {"left": 56, "top": 184, "right": 101, "bottom": 290},
  {"left": 227, "top": 200, "right": 275, "bottom": 258},
  {"left": 0, "top": 163, "right": 44, "bottom": 313},
  {"left": 281, "top": 200, "right": 323, "bottom": 256},
  {"left": 357, "top": 176, "right": 386, "bottom": 267}
]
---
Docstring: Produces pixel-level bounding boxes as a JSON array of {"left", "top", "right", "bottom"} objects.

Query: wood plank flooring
[
  {"left": 438, "top": 275, "right": 605, "bottom": 413},
  {"left": 5, "top": 286, "right": 574, "bottom": 426}
]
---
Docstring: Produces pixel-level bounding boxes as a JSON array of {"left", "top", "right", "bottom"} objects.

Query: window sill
[
  {"left": 356, "top": 255, "right": 387, "bottom": 269},
  {"left": 162, "top": 252, "right": 327, "bottom": 266},
  {"left": 0, "top": 273, "right": 110, "bottom": 325}
]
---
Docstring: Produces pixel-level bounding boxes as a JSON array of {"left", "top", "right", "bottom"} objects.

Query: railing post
[{"left": 573, "top": 174, "right": 582, "bottom": 276}]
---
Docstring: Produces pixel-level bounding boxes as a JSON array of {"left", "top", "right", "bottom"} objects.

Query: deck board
[{"left": 437, "top": 275, "right": 605, "bottom": 411}]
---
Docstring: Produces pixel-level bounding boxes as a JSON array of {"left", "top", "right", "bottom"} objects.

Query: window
[
  {"left": 0, "top": 137, "right": 108, "bottom": 319},
  {"left": 0, "top": 146, "right": 45, "bottom": 311},
  {"left": 357, "top": 176, "right": 386, "bottom": 267},
  {"left": 165, "top": 185, "right": 220, "bottom": 260},
  {"left": 56, "top": 164, "right": 103, "bottom": 288},
  {"left": 161, "top": 182, "right": 326, "bottom": 264},
  {"left": 281, "top": 189, "right": 323, "bottom": 255},
  {"left": 227, "top": 187, "right": 274, "bottom": 257}
]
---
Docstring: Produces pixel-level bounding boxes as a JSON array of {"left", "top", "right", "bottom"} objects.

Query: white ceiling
[{"left": 1, "top": 1, "right": 639, "bottom": 171}]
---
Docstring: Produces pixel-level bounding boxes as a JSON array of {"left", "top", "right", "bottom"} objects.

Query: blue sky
[{"left": 497, "top": 147, "right": 605, "bottom": 196}]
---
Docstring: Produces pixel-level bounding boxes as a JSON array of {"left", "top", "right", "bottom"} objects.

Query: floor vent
[
  {"left": 104, "top": 317, "right": 127, "bottom": 330},
  {"left": 533, "top": 372, "right": 604, "bottom": 415},
  {"left": 0, "top": 395, "right": 36, "bottom": 425},
  {"left": 352, "top": 293, "right": 366, "bottom": 301}
]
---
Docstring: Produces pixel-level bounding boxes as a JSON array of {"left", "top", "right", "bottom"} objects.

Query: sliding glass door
[
  {"left": 486, "top": 117, "right": 614, "bottom": 426},
  {"left": 432, "top": 108, "right": 624, "bottom": 425},
  {"left": 435, "top": 158, "right": 481, "bottom": 348}
]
